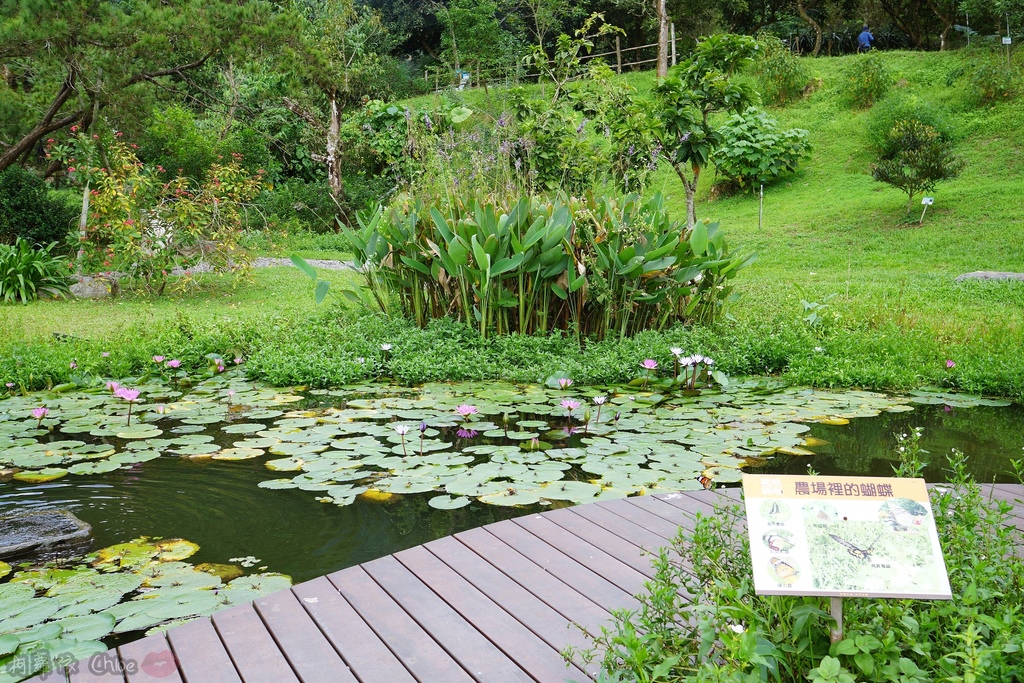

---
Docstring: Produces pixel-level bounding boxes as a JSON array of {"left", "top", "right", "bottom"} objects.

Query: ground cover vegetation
[{"left": 568, "top": 444, "right": 1024, "bottom": 682}]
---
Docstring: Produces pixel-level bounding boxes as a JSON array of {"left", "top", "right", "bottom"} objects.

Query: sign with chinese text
[{"left": 743, "top": 474, "right": 951, "bottom": 599}]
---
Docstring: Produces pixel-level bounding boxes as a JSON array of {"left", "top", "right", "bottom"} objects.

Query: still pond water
[{"left": 2, "top": 378, "right": 1020, "bottom": 583}]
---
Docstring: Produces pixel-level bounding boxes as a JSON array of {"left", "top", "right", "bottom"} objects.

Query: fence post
[
  {"left": 671, "top": 23, "right": 677, "bottom": 66},
  {"left": 615, "top": 35, "right": 622, "bottom": 74}
]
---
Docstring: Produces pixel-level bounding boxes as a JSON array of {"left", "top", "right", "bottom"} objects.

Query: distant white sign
[
  {"left": 1003, "top": 36, "right": 1013, "bottom": 44},
  {"left": 922, "top": 197, "right": 934, "bottom": 205}
]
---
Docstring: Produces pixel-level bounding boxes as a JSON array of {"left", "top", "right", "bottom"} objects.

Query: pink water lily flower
[
  {"left": 557, "top": 378, "right": 573, "bottom": 389},
  {"left": 946, "top": 359, "right": 956, "bottom": 369},
  {"left": 114, "top": 387, "right": 141, "bottom": 426},
  {"left": 106, "top": 381, "right": 120, "bottom": 393},
  {"left": 165, "top": 359, "right": 181, "bottom": 369},
  {"left": 31, "top": 406, "right": 49, "bottom": 427},
  {"left": 641, "top": 359, "right": 658, "bottom": 371},
  {"left": 152, "top": 355, "right": 165, "bottom": 363},
  {"left": 560, "top": 399, "right": 581, "bottom": 418},
  {"left": 455, "top": 404, "right": 478, "bottom": 418}
]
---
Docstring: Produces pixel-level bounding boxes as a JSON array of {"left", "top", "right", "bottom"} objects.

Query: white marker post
[{"left": 920, "top": 196, "right": 934, "bottom": 225}]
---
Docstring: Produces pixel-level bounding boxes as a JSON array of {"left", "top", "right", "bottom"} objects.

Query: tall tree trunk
[
  {"left": 796, "top": 0, "right": 823, "bottom": 56},
  {"left": 656, "top": 0, "right": 670, "bottom": 77},
  {"left": 325, "top": 90, "right": 344, "bottom": 209},
  {"left": 926, "top": 0, "right": 954, "bottom": 50}
]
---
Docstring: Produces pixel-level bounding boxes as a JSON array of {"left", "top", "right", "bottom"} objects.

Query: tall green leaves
[{"left": 336, "top": 193, "right": 754, "bottom": 339}]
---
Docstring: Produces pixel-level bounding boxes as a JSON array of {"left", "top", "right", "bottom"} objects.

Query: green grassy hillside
[{"left": 3, "top": 50, "right": 1023, "bottom": 397}]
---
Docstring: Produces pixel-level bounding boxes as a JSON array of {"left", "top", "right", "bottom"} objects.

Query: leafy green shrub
[
  {"left": 0, "top": 167, "right": 77, "bottom": 247},
  {"left": 753, "top": 34, "right": 810, "bottom": 106},
  {"left": 713, "top": 108, "right": 812, "bottom": 189},
  {"left": 867, "top": 95, "right": 954, "bottom": 156},
  {"left": 256, "top": 179, "right": 339, "bottom": 233},
  {"left": 963, "top": 61, "right": 1020, "bottom": 105},
  {"left": 568, "top": 449, "right": 1024, "bottom": 682},
  {"left": 53, "top": 131, "right": 263, "bottom": 294},
  {"left": 328, "top": 192, "right": 754, "bottom": 340},
  {"left": 872, "top": 120, "right": 965, "bottom": 213},
  {"left": 0, "top": 238, "right": 72, "bottom": 304},
  {"left": 842, "top": 52, "right": 893, "bottom": 108}
]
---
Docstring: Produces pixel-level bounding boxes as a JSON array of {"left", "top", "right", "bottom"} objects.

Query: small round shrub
[
  {"left": 867, "top": 95, "right": 954, "bottom": 156},
  {"left": 713, "top": 108, "right": 812, "bottom": 189},
  {"left": 841, "top": 52, "right": 893, "bottom": 108},
  {"left": 0, "top": 167, "right": 77, "bottom": 248}
]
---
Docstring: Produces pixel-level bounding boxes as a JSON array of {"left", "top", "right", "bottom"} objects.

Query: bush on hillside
[
  {"left": 867, "top": 95, "right": 954, "bottom": 156},
  {"left": 872, "top": 119, "right": 964, "bottom": 213},
  {"left": 713, "top": 107, "right": 812, "bottom": 189},
  {"left": 753, "top": 34, "right": 810, "bottom": 105},
  {"left": 842, "top": 51, "right": 893, "bottom": 108},
  {"left": 0, "top": 167, "right": 77, "bottom": 248}
]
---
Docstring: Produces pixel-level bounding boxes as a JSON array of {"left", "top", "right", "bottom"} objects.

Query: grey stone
[
  {"left": 955, "top": 271, "right": 1024, "bottom": 283},
  {"left": 0, "top": 508, "right": 93, "bottom": 560},
  {"left": 70, "top": 275, "right": 118, "bottom": 299}
]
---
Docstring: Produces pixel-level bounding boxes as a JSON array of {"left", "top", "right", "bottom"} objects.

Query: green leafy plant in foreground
[
  {"left": 567, "top": 448, "right": 1024, "bottom": 682},
  {"left": 0, "top": 239, "right": 72, "bottom": 304}
]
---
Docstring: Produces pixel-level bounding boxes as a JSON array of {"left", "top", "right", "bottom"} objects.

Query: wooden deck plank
[
  {"left": 166, "top": 617, "right": 242, "bottom": 683},
  {"left": 627, "top": 494, "right": 704, "bottom": 528},
  {"left": 290, "top": 577, "right": 416, "bottom": 683},
  {"left": 120, "top": 633, "right": 183, "bottom": 683},
  {"left": 423, "top": 536, "right": 594, "bottom": 657},
  {"left": 211, "top": 603, "right": 299, "bottom": 683},
  {"left": 454, "top": 527, "right": 613, "bottom": 636},
  {"left": 511, "top": 513, "right": 650, "bottom": 594},
  {"left": 539, "top": 508, "right": 659, "bottom": 578},
  {"left": 589, "top": 497, "right": 684, "bottom": 544},
  {"left": 483, "top": 521, "right": 639, "bottom": 613},
  {"left": 252, "top": 590, "right": 357, "bottom": 683},
  {"left": 394, "top": 544, "right": 588, "bottom": 683},
  {"left": 362, "top": 555, "right": 533, "bottom": 683},
  {"left": 328, "top": 566, "right": 475, "bottom": 682},
  {"left": 570, "top": 499, "right": 678, "bottom": 547},
  {"left": 66, "top": 653, "right": 126, "bottom": 682}
]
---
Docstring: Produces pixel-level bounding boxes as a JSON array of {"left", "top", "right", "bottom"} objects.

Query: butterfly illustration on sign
[{"left": 828, "top": 532, "right": 882, "bottom": 560}]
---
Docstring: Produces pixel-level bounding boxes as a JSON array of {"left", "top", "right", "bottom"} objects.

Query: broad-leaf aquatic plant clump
[
  {"left": 323, "top": 192, "right": 755, "bottom": 339},
  {"left": 0, "top": 537, "right": 290, "bottom": 682},
  {"left": 567, "top": 449, "right": 1023, "bottom": 682},
  {"left": 6, "top": 365, "right": 1009, "bottom": 510}
]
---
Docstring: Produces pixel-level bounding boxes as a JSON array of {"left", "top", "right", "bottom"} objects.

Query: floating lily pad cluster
[
  {"left": 0, "top": 372, "right": 1012, "bottom": 510},
  {"left": 0, "top": 537, "right": 290, "bottom": 681}
]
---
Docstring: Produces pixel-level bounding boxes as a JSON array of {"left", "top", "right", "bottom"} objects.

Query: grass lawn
[{"left": 3, "top": 50, "right": 1024, "bottom": 397}]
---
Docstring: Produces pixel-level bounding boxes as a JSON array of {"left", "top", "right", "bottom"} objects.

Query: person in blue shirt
[{"left": 858, "top": 25, "right": 875, "bottom": 52}]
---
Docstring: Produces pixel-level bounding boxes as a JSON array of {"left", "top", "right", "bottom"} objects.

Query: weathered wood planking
[{"left": 23, "top": 484, "right": 1023, "bottom": 683}]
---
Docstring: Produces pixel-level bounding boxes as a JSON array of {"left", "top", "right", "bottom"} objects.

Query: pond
[{"left": 0, "top": 371, "right": 1020, "bottom": 677}]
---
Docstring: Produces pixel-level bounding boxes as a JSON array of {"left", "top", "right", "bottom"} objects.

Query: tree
[
  {"left": 284, "top": 0, "right": 391, "bottom": 211},
  {"left": 653, "top": 34, "right": 760, "bottom": 227},
  {"left": 872, "top": 120, "right": 964, "bottom": 213},
  {"left": 795, "top": 0, "right": 823, "bottom": 56},
  {"left": 926, "top": 0, "right": 958, "bottom": 50},
  {"left": 518, "top": 0, "right": 584, "bottom": 49},
  {"left": 0, "top": 0, "right": 290, "bottom": 175},
  {"left": 656, "top": 0, "right": 670, "bottom": 77}
]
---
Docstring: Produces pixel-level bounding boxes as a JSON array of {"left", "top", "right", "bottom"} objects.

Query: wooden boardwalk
[{"left": 27, "top": 484, "right": 1024, "bottom": 683}]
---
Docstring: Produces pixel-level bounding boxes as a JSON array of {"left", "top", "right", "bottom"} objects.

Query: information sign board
[
  {"left": 743, "top": 474, "right": 951, "bottom": 599},
  {"left": 1003, "top": 36, "right": 1013, "bottom": 44}
]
